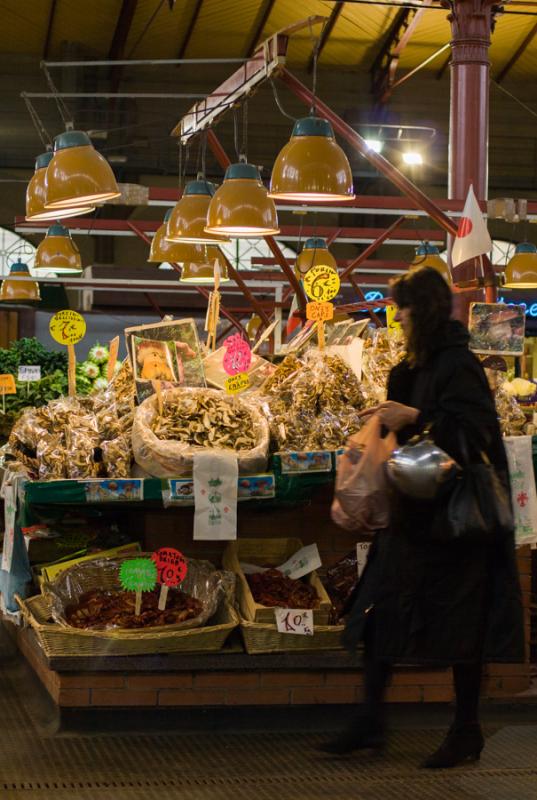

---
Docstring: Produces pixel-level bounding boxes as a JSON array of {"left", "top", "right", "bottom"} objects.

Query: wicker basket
[
  {"left": 222, "top": 538, "right": 332, "bottom": 625},
  {"left": 239, "top": 619, "right": 344, "bottom": 654},
  {"left": 16, "top": 594, "right": 239, "bottom": 658}
]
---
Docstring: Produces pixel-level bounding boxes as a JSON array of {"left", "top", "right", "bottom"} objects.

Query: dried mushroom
[{"left": 151, "top": 393, "right": 257, "bottom": 451}]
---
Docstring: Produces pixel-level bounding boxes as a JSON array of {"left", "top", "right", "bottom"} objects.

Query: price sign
[
  {"left": 356, "top": 541, "right": 371, "bottom": 579},
  {"left": 274, "top": 608, "right": 314, "bottom": 636},
  {"left": 18, "top": 365, "right": 41, "bottom": 382},
  {"left": 119, "top": 557, "right": 158, "bottom": 616},
  {"left": 152, "top": 548, "right": 188, "bottom": 587},
  {"left": 49, "top": 309, "right": 86, "bottom": 345},
  {"left": 119, "top": 558, "right": 157, "bottom": 592},
  {"left": 303, "top": 265, "right": 340, "bottom": 302},
  {"left": 386, "top": 305, "right": 401, "bottom": 334},
  {"left": 0, "top": 374, "right": 16, "bottom": 395},
  {"left": 306, "top": 301, "right": 334, "bottom": 322},
  {"left": 225, "top": 372, "right": 250, "bottom": 395},
  {"left": 223, "top": 334, "right": 252, "bottom": 376}
]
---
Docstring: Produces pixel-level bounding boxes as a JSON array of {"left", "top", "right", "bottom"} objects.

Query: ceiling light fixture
[
  {"left": 0, "top": 261, "right": 41, "bottom": 303},
  {"left": 504, "top": 242, "right": 537, "bottom": 289},
  {"left": 166, "top": 179, "right": 231, "bottom": 244},
  {"left": 205, "top": 162, "right": 279, "bottom": 237},
  {"left": 269, "top": 116, "right": 355, "bottom": 202},
  {"left": 411, "top": 243, "right": 451, "bottom": 284},
  {"left": 364, "top": 139, "right": 383, "bottom": 154},
  {"left": 180, "top": 246, "right": 229, "bottom": 283},
  {"left": 295, "top": 237, "right": 337, "bottom": 279},
  {"left": 34, "top": 224, "right": 82, "bottom": 274},
  {"left": 402, "top": 151, "right": 423, "bottom": 166},
  {"left": 44, "top": 131, "right": 121, "bottom": 209},
  {"left": 26, "top": 152, "right": 94, "bottom": 221}
]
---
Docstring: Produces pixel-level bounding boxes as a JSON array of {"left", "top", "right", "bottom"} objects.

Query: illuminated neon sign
[{"left": 364, "top": 291, "right": 537, "bottom": 319}]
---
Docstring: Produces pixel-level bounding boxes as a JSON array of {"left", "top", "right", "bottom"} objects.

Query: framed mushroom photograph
[{"left": 469, "top": 302, "right": 526, "bottom": 356}]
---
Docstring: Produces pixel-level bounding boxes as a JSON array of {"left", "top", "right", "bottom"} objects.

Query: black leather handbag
[{"left": 446, "top": 433, "right": 514, "bottom": 544}]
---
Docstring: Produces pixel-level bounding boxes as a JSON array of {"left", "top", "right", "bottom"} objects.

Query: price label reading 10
[{"left": 303, "top": 265, "right": 340, "bottom": 303}]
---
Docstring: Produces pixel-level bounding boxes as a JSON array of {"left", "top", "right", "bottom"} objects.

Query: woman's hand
[{"left": 359, "top": 401, "right": 420, "bottom": 432}]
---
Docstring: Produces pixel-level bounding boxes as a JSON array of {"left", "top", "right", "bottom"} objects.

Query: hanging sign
[
  {"left": 18, "top": 365, "right": 41, "bottom": 382},
  {"left": 49, "top": 310, "right": 86, "bottom": 345},
  {"left": 303, "top": 265, "right": 340, "bottom": 302},
  {"left": 274, "top": 608, "right": 314, "bottom": 636},
  {"left": 152, "top": 547, "right": 188, "bottom": 610},
  {"left": 119, "top": 557, "right": 157, "bottom": 616}
]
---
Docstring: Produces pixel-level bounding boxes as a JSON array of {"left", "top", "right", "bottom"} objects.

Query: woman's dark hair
[{"left": 390, "top": 266, "right": 452, "bottom": 367}]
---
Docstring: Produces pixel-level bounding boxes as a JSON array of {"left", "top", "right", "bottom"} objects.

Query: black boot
[
  {"left": 317, "top": 718, "right": 385, "bottom": 755},
  {"left": 421, "top": 723, "right": 484, "bottom": 769}
]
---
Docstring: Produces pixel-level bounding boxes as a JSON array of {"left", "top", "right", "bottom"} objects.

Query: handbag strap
[{"left": 457, "top": 427, "right": 490, "bottom": 467}]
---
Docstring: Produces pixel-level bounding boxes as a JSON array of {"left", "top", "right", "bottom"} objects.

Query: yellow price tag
[
  {"left": 0, "top": 374, "right": 16, "bottom": 395},
  {"left": 225, "top": 372, "right": 250, "bottom": 395},
  {"left": 306, "top": 301, "right": 334, "bottom": 322},
  {"left": 49, "top": 310, "right": 86, "bottom": 346},
  {"left": 386, "top": 305, "right": 401, "bottom": 333},
  {"left": 303, "top": 265, "right": 340, "bottom": 302}
]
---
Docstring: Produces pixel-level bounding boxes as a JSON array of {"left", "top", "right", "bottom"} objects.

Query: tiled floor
[{"left": 2, "top": 626, "right": 537, "bottom": 800}]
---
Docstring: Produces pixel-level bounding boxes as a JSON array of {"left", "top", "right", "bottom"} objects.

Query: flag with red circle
[{"left": 451, "top": 184, "right": 492, "bottom": 268}]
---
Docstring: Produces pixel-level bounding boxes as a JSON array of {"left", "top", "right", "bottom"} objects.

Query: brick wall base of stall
[{"left": 16, "top": 627, "right": 532, "bottom": 710}]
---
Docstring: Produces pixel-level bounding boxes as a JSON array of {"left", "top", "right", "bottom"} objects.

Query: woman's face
[{"left": 394, "top": 306, "right": 412, "bottom": 339}]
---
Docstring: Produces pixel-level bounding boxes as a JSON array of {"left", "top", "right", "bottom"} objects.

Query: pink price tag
[
  {"left": 151, "top": 547, "right": 188, "bottom": 587},
  {"left": 222, "top": 333, "right": 252, "bottom": 376}
]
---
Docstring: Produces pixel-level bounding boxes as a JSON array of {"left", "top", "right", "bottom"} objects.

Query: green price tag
[{"left": 119, "top": 558, "right": 157, "bottom": 592}]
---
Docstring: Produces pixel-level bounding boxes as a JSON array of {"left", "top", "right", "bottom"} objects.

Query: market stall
[{"left": 0, "top": 303, "right": 535, "bottom": 714}]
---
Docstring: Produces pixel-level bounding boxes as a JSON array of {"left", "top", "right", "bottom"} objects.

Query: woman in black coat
[{"left": 320, "top": 267, "right": 524, "bottom": 768}]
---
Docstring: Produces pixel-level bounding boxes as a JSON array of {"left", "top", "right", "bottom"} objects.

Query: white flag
[{"left": 451, "top": 184, "right": 492, "bottom": 268}]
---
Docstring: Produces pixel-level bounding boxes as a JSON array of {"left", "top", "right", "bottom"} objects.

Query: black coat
[{"left": 344, "top": 321, "right": 525, "bottom": 665}]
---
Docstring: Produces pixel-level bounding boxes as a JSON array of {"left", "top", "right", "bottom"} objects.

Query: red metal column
[{"left": 447, "top": 0, "right": 499, "bottom": 310}]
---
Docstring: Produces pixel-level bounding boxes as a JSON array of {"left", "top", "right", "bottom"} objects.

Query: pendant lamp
[
  {"left": 269, "top": 116, "right": 354, "bottom": 202},
  {"left": 0, "top": 261, "right": 40, "bottom": 303},
  {"left": 504, "top": 242, "right": 537, "bottom": 289},
  {"left": 295, "top": 237, "right": 337, "bottom": 279},
  {"left": 166, "top": 179, "right": 230, "bottom": 244},
  {"left": 34, "top": 225, "right": 82, "bottom": 274},
  {"left": 148, "top": 211, "right": 199, "bottom": 263},
  {"left": 205, "top": 163, "right": 279, "bottom": 237},
  {"left": 26, "top": 152, "right": 94, "bottom": 221},
  {"left": 44, "top": 131, "right": 120, "bottom": 210},
  {"left": 180, "top": 246, "right": 229, "bottom": 283},
  {"left": 411, "top": 243, "right": 452, "bottom": 284},
  {"left": 246, "top": 314, "right": 262, "bottom": 341}
]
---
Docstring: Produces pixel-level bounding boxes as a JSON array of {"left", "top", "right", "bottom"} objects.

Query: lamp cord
[
  {"left": 40, "top": 62, "right": 74, "bottom": 131},
  {"left": 309, "top": 18, "right": 325, "bottom": 115},
  {"left": 269, "top": 79, "right": 297, "bottom": 122},
  {"left": 21, "top": 93, "right": 53, "bottom": 149}
]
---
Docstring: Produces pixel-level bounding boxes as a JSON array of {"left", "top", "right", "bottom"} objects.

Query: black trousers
[{"left": 363, "top": 617, "right": 482, "bottom": 727}]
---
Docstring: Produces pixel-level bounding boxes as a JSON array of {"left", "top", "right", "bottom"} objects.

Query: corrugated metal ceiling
[{"left": 1, "top": 0, "right": 537, "bottom": 80}]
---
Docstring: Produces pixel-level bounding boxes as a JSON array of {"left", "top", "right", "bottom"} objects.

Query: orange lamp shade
[
  {"left": 26, "top": 152, "right": 94, "bottom": 221},
  {"left": 34, "top": 225, "right": 82, "bottom": 274},
  {"left": 295, "top": 237, "right": 337, "bottom": 279},
  {"left": 269, "top": 116, "right": 355, "bottom": 202},
  {"left": 149, "top": 210, "right": 200, "bottom": 263},
  {"left": 246, "top": 314, "right": 262, "bottom": 340},
  {"left": 205, "top": 163, "right": 279, "bottom": 237},
  {"left": 0, "top": 261, "right": 40, "bottom": 303},
  {"left": 180, "top": 246, "right": 229, "bottom": 283},
  {"left": 45, "top": 131, "right": 121, "bottom": 210},
  {"left": 166, "top": 180, "right": 230, "bottom": 244},
  {"left": 411, "top": 243, "right": 452, "bottom": 284},
  {"left": 504, "top": 242, "right": 537, "bottom": 289}
]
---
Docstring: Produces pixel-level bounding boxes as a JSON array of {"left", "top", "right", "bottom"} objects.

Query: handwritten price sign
[
  {"left": 18, "top": 365, "right": 41, "bottom": 382},
  {"left": 274, "top": 608, "right": 314, "bottom": 636},
  {"left": 306, "top": 301, "right": 334, "bottom": 322},
  {"left": 303, "top": 265, "right": 340, "bottom": 302},
  {"left": 49, "top": 309, "right": 86, "bottom": 345},
  {"left": 0, "top": 374, "right": 16, "bottom": 395},
  {"left": 152, "top": 547, "right": 188, "bottom": 587},
  {"left": 223, "top": 333, "right": 252, "bottom": 376},
  {"left": 225, "top": 372, "right": 250, "bottom": 395}
]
